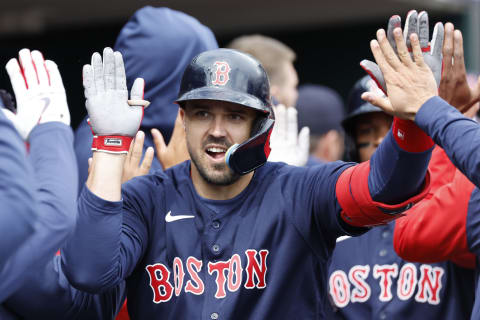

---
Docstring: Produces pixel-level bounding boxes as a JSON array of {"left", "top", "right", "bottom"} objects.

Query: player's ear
[{"left": 179, "top": 106, "right": 186, "bottom": 130}]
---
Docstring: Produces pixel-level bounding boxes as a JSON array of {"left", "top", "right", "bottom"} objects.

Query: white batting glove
[
  {"left": 361, "top": 10, "right": 444, "bottom": 94},
  {"left": 5, "top": 49, "right": 70, "bottom": 140},
  {"left": 268, "top": 104, "right": 310, "bottom": 166},
  {"left": 83, "top": 47, "right": 149, "bottom": 154}
]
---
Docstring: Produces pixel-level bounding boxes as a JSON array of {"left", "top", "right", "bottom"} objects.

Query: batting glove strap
[
  {"left": 392, "top": 117, "right": 434, "bottom": 153},
  {"left": 92, "top": 135, "right": 133, "bottom": 154}
]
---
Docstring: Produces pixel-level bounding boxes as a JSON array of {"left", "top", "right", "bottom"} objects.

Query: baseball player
[
  {"left": 366, "top": 22, "right": 480, "bottom": 320},
  {"left": 0, "top": 49, "right": 77, "bottom": 316},
  {"left": 358, "top": 10, "right": 480, "bottom": 319},
  {"left": 325, "top": 75, "right": 475, "bottom": 319},
  {"left": 74, "top": 6, "right": 218, "bottom": 192},
  {"left": 58, "top": 39, "right": 435, "bottom": 319},
  {"left": 0, "top": 93, "right": 37, "bottom": 289}
]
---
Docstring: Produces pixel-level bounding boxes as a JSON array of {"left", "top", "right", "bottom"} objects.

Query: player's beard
[{"left": 188, "top": 136, "right": 241, "bottom": 186}]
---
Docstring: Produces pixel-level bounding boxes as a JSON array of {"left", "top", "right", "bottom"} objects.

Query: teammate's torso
[
  {"left": 125, "top": 161, "right": 350, "bottom": 319},
  {"left": 327, "top": 224, "right": 475, "bottom": 320}
]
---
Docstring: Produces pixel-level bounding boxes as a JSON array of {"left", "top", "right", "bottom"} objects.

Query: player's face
[
  {"left": 354, "top": 112, "right": 393, "bottom": 162},
  {"left": 270, "top": 61, "right": 299, "bottom": 107},
  {"left": 181, "top": 100, "right": 257, "bottom": 185}
]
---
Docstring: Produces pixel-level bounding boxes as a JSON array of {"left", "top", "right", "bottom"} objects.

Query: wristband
[
  {"left": 92, "top": 135, "right": 133, "bottom": 154},
  {"left": 392, "top": 117, "right": 434, "bottom": 153}
]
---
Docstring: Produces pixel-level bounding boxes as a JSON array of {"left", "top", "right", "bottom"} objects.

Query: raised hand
[
  {"left": 122, "top": 131, "right": 154, "bottom": 183},
  {"left": 5, "top": 49, "right": 70, "bottom": 140},
  {"left": 83, "top": 47, "right": 149, "bottom": 154},
  {"left": 361, "top": 10, "right": 444, "bottom": 94},
  {"left": 438, "top": 23, "right": 480, "bottom": 113},
  {"left": 361, "top": 28, "right": 438, "bottom": 120},
  {"left": 268, "top": 104, "right": 309, "bottom": 166},
  {"left": 151, "top": 110, "right": 189, "bottom": 170}
]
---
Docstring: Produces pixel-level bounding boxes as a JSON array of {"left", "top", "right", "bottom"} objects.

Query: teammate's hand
[
  {"left": 84, "top": 47, "right": 149, "bottom": 154},
  {"left": 151, "top": 110, "right": 189, "bottom": 170},
  {"left": 268, "top": 104, "right": 309, "bottom": 166},
  {"left": 439, "top": 23, "right": 480, "bottom": 114},
  {"left": 361, "top": 28, "right": 438, "bottom": 121},
  {"left": 122, "top": 131, "right": 154, "bottom": 183},
  {"left": 5, "top": 49, "right": 70, "bottom": 140},
  {"left": 361, "top": 10, "right": 444, "bottom": 94}
]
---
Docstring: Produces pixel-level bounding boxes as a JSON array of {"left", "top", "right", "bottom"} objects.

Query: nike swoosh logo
[
  {"left": 165, "top": 211, "right": 195, "bottom": 222},
  {"left": 38, "top": 97, "right": 51, "bottom": 122}
]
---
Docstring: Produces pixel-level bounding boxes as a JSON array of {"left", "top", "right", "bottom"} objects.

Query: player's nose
[{"left": 209, "top": 116, "right": 227, "bottom": 137}]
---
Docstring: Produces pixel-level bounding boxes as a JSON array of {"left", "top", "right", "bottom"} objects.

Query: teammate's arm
[
  {"left": 394, "top": 167, "right": 476, "bottom": 268},
  {"left": 0, "top": 49, "right": 78, "bottom": 302},
  {"left": 0, "top": 104, "right": 36, "bottom": 276},
  {"left": 5, "top": 255, "right": 126, "bottom": 319},
  {"left": 62, "top": 48, "right": 149, "bottom": 293}
]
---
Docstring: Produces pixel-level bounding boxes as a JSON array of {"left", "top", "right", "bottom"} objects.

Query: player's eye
[
  {"left": 228, "top": 113, "right": 244, "bottom": 121},
  {"left": 194, "top": 110, "right": 210, "bottom": 119}
]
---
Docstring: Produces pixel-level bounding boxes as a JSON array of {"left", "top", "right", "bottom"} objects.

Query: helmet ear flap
[{"left": 226, "top": 117, "right": 275, "bottom": 175}]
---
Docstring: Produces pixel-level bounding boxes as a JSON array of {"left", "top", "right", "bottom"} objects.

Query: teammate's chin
[{"left": 190, "top": 150, "right": 241, "bottom": 186}]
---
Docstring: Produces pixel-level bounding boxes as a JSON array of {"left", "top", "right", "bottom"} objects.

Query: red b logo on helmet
[{"left": 212, "top": 61, "right": 230, "bottom": 86}]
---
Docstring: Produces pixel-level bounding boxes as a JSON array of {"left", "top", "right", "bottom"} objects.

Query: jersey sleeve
[
  {"left": 4, "top": 255, "right": 125, "bottom": 320},
  {"left": 0, "top": 112, "right": 36, "bottom": 275},
  {"left": 394, "top": 168, "right": 476, "bottom": 269},
  {"left": 415, "top": 96, "right": 480, "bottom": 187},
  {"left": 0, "top": 122, "right": 78, "bottom": 303},
  {"left": 466, "top": 188, "right": 480, "bottom": 257},
  {"left": 335, "top": 129, "right": 431, "bottom": 228},
  {"left": 62, "top": 175, "right": 156, "bottom": 294},
  {"left": 281, "top": 162, "right": 360, "bottom": 252},
  {"left": 428, "top": 146, "right": 457, "bottom": 193}
]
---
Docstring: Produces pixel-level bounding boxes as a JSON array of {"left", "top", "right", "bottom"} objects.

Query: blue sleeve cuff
[
  {"left": 29, "top": 122, "right": 73, "bottom": 142},
  {"left": 414, "top": 96, "right": 459, "bottom": 133}
]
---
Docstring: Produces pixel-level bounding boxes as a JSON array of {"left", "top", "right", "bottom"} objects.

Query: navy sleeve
[
  {"left": 466, "top": 188, "right": 480, "bottom": 256},
  {"left": 74, "top": 117, "right": 93, "bottom": 195},
  {"left": 0, "top": 122, "right": 77, "bottom": 302},
  {"left": 368, "top": 129, "right": 432, "bottom": 204},
  {"left": 4, "top": 255, "right": 125, "bottom": 320},
  {"left": 63, "top": 176, "right": 153, "bottom": 293},
  {"left": 415, "top": 96, "right": 480, "bottom": 187},
  {"left": 0, "top": 112, "right": 36, "bottom": 300}
]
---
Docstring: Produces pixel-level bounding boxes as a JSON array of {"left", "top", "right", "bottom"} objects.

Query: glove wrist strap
[{"left": 92, "top": 135, "right": 133, "bottom": 153}]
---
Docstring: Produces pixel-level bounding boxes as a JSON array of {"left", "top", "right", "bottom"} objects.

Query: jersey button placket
[
  {"left": 210, "top": 312, "right": 219, "bottom": 319},
  {"left": 212, "top": 244, "right": 220, "bottom": 253},
  {"left": 212, "top": 220, "right": 220, "bottom": 229}
]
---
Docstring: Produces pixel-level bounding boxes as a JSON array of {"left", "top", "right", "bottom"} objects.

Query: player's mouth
[{"left": 205, "top": 145, "right": 227, "bottom": 162}]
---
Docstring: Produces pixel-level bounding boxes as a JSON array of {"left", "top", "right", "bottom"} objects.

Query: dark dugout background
[{"left": 0, "top": 12, "right": 460, "bottom": 133}]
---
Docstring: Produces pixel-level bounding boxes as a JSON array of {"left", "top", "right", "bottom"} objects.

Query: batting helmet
[
  {"left": 342, "top": 76, "right": 390, "bottom": 161},
  {"left": 176, "top": 48, "right": 275, "bottom": 175},
  {"left": 342, "top": 76, "right": 385, "bottom": 134}
]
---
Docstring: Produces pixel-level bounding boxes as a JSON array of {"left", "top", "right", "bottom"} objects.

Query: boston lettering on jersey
[
  {"left": 329, "top": 263, "right": 444, "bottom": 307},
  {"left": 145, "top": 249, "right": 268, "bottom": 303}
]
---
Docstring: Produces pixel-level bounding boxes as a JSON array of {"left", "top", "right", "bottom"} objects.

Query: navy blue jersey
[
  {"left": 69, "top": 161, "right": 352, "bottom": 319},
  {"left": 327, "top": 224, "right": 475, "bottom": 319},
  {"left": 64, "top": 117, "right": 432, "bottom": 319},
  {"left": 0, "top": 111, "right": 36, "bottom": 300}
]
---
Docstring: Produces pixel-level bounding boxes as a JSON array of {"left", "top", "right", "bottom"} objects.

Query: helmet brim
[{"left": 176, "top": 86, "right": 270, "bottom": 114}]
